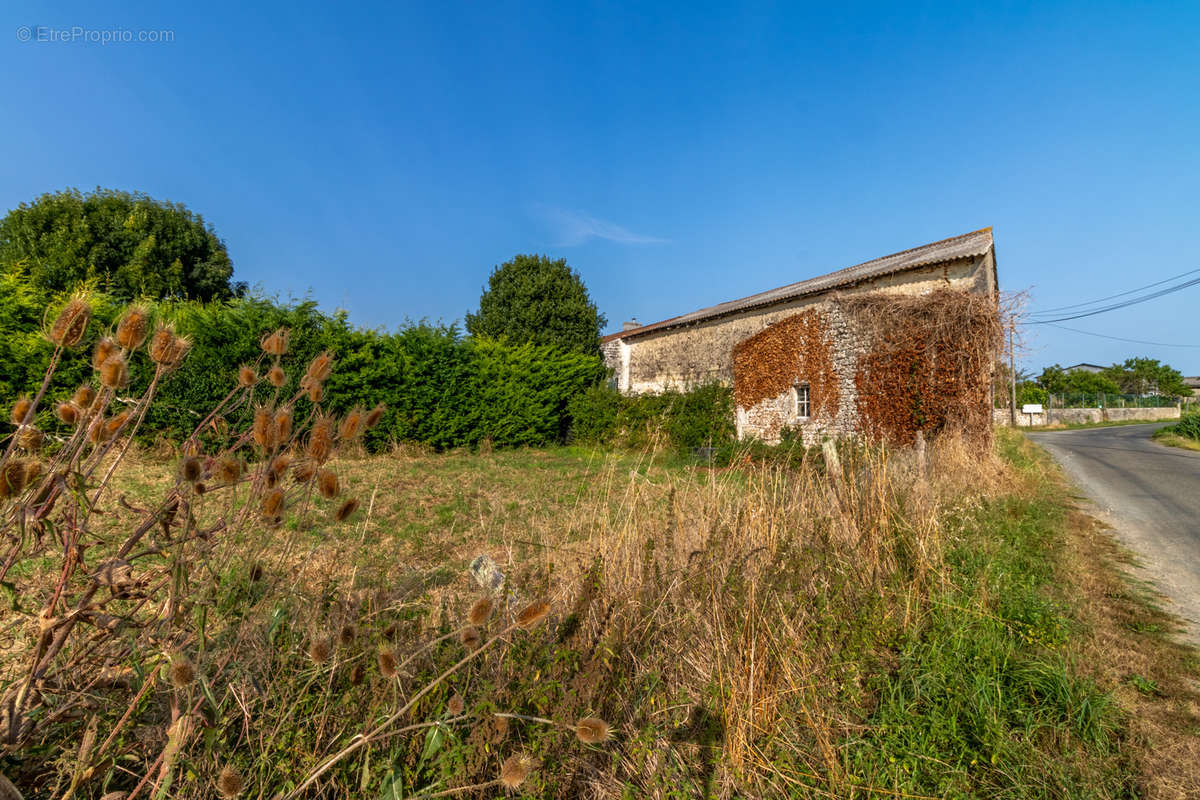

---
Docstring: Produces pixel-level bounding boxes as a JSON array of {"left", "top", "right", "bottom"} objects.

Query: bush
[
  {"left": 568, "top": 383, "right": 736, "bottom": 453},
  {"left": 1168, "top": 411, "right": 1200, "bottom": 441}
]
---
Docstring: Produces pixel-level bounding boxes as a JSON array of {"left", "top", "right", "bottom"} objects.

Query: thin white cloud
[{"left": 536, "top": 205, "right": 668, "bottom": 246}]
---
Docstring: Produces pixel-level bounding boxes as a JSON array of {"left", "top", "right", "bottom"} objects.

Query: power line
[
  {"left": 1027, "top": 275, "right": 1200, "bottom": 324},
  {"left": 1042, "top": 322, "right": 1200, "bottom": 349},
  {"left": 1028, "top": 266, "right": 1200, "bottom": 316}
]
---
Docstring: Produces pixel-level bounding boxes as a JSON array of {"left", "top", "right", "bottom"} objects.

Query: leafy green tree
[
  {"left": 465, "top": 254, "right": 606, "bottom": 354},
  {"left": 0, "top": 188, "right": 239, "bottom": 301},
  {"left": 1037, "top": 364, "right": 1120, "bottom": 395},
  {"left": 1101, "top": 357, "right": 1188, "bottom": 397}
]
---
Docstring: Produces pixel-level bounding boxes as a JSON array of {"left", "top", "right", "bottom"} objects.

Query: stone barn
[{"left": 601, "top": 228, "right": 1000, "bottom": 444}]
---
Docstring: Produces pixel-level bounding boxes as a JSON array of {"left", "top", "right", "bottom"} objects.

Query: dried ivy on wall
[
  {"left": 731, "top": 309, "right": 840, "bottom": 420},
  {"left": 843, "top": 289, "right": 1001, "bottom": 444}
]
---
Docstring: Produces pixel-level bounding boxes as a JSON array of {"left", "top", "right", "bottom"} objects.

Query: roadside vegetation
[
  {"left": 3, "top": 296, "right": 1198, "bottom": 798},
  {"left": 1152, "top": 409, "right": 1200, "bottom": 452}
]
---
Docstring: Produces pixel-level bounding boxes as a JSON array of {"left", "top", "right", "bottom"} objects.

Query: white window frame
[{"left": 791, "top": 382, "right": 810, "bottom": 419}]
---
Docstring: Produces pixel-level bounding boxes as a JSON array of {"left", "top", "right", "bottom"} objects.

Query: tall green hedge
[{"left": 1, "top": 276, "right": 604, "bottom": 451}]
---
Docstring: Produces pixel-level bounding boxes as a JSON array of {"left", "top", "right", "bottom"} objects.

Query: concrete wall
[
  {"left": 606, "top": 254, "right": 992, "bottom": 395},
  {"left": 993, "top": 406, "right": 1181, "bottom": 427}
]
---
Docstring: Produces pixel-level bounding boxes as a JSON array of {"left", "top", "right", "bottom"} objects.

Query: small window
[{"left": 792, "top": 383, "right": 810, "bottom": 418}]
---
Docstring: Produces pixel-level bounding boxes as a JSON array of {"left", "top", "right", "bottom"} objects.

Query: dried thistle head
[
  {"left": 574, "top": 717, "right": 611, "bottom": 744},
  {"left": 304, "top": 351, "right": 334, "bottom": 385},
  {"left": 377, "top": 647, "right": 398, "bottom": 678},
  {"left": 149, "top": 327, "right": 191, "bottom": 369},
  {"left": 307, "top": 415, "right": 335, "bottom": 464},
  {"left": 237, "top": 365, "right": 258, "bottom": 388},
  {"left": 261, "top": 487, "right": 286, "bottom": 519},
  {"left": 365, "top": 404, "right": 386, "bottom": 429},
  {"left": 307, "top": 637, "right": 332, "bottom": 664},
  {"left": 98, "top": 354, "right": 129, "bottom": 389},
  {"left": 148, "top": 326, "right": 174, "bottom": 363},
  {"left": 10, "top": 397, "right": 32, "bottom": 426},
  {"left": 168, "top": 654, "right": 196, "bottom": 688},
  {"left": 270, "top": 453, "right": 292, "bottom": 479},
  {"left": 447, "top": 692, "right": 465, "bottom": 716},
  {"left": 306, "top": 381, "right": 324, "bottom": 403},
  {"left": 260, "top": 328, "right": 289, "bottom": 357},
  {"left": 49, "top": 296, "right": 91, "bottom": 347},
  {"left": 468, "top": 596, "right": 494, "bottom": 626},
  {"left": 163, "top": 335, "right": 191, "bottom": 369},
  {"left": 317, "top": 469, "right": 339, "bottom": 499},
  {"left": 460, "top": 626, "right": 481, "bottom": 650},
  {"left": 275, "top": 409, "right": 293, "bottom": 442},
  {"left": 334, "top": 497, "right": 359, "bottom": 522},
  {"left": 516, "top": 601, "right": 550, "bottom": 630},
  {"left": 216, "top": 765, "right": 244, "bottom": 798},
  {"left": 16, "top": 427, "right": 43, "bottom": 452},
  {"left": 349, "top": 661, "right": 366, "bottom": 685},
  {"left": 115, "top": 306, "right": 150, "bottom": 350},
  {"left": 338, "top": 623, "right": 357, "bottom": 646},
  {"left": 0, "top": 460, "right": 27, "bottom": 498},
  {"left": 86, "top": 417, "right": 109, "bottom": 444},
  {"left": 92, "top": 337, "right": 119, "bottom": 371},
  {"left": 252, "top": 407, "right": 277, "bottom": 449},
  {"left": 56, "top": 403, "right": 80, "bottom": 426},
  {"left": 104, "top": 410, "right": 131, "bottom": 438},
  {"left": 180, "top": 456, "right": 203, "bottom": 484},
  {"left": 338, "top": 408, "right": 365, "bottom": 440},
  {"left": 292, "top": 461, "right": 316, "bottom": 484},
  {"left": 72, "top": 385, "right": 96, "bottom": 409},
  {"left": 14, "top": 429, "right": 42, "bottom": 453},
  {"left": 22, "top": 461, "right": 42, "bottom": 487},
  {"left": 498, "top": 754, "right": 534, "bottom": 789},
  {"left": 266, "top": 365, "right": 286, "bottom": 388},
  {"left": 216, "top": 456, "right": 242, "bottom": 485}
]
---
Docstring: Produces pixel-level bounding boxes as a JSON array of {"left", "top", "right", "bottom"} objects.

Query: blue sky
[{"left": 2, "top": 1, "right": 1198, "bottom": 373}]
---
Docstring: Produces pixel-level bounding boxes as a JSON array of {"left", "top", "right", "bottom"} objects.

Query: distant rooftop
[
  {"left": 603, "top": 227, "right": 994, "bottom": 342},
  {"left": 1063, "top": 363, "right": 1107, "bottom": 373}
]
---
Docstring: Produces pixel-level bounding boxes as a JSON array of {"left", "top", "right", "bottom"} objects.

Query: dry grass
[{"left": 2, "top": 296, "right": 1193, "bottom": 799}]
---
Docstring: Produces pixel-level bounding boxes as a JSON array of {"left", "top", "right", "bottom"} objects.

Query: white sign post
[{"left": 1021, "top": 403, "right": 1043, "bottom": 426}]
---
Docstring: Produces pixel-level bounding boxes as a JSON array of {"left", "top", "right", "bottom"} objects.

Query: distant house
[
  {"left": 1185, "top": 377, "right": 1200, "bottom": 399},
  {"left": 1064, "top": 363, "right": 1106, "bottom": 374}
]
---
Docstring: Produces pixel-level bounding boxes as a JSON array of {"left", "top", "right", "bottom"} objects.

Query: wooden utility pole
[{"left": 1009, "top": 319, "right": 1017, "bottom": 426}]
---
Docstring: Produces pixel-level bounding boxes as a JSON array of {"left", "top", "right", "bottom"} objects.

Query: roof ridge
[{"left": 602, "top": 228, "right": 993, "bottom": 343}]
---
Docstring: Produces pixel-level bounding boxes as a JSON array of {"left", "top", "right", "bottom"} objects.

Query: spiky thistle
[
  {"left": 115, "top": 306, "right": 150, "bottom": 350},
  {"left": 48, "top": 296, "right": 91, "bottom": 347},
  {"left": 515, "top": 601, "right": 550, "bottom": 630}
]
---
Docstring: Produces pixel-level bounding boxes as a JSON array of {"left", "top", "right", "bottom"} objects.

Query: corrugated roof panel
[{"left": 604, "top": 228, "right": 993, "bottom": 342}]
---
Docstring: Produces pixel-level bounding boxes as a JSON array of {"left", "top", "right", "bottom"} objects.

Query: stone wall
[
  {"left": 992, "top": 406, "right": 1181, "bottom": 427},
  {"left": 608, "top": 254, "right": 991, "bottom": 395},
  {"left": 732, "top": 304, "right": 865, "bottom": 444}
]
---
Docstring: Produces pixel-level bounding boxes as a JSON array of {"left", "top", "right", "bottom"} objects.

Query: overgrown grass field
[{"left": 7, "top": 425, "right": 1198, "bottom": 798}]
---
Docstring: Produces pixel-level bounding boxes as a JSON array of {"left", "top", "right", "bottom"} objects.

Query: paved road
[{"left": 1028, "top": 423, "right": 1200, "bottom": 642}]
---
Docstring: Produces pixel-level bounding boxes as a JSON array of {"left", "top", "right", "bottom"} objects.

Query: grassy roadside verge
[
  {"left": 1151, "top": 413, "right": 1200, "bottom": 452},
  {"left": 1152, "top": 431, "right": 1200, "bottom": 452},
  {"left": 1016, "top": 431, "right": 1200, "bottom": 799}
]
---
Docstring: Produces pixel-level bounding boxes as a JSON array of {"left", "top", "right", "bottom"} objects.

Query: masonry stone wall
[
  {"left": 992, "top": 406, "right": 1180, "bottom": 427},
  {"left": 732, "top": 303, "right": 866, "bottom": 444},
  {"left": 607, "top": 255, "right": 991, "bottom": 395}
]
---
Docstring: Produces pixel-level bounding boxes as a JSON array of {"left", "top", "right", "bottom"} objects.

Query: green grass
[{"left": 1152, "top": 411, "right": 1200, "bottom": 451}]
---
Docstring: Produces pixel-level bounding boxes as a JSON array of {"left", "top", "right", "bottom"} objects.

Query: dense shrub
[
  {"left": 1, "top": 275, "right": 604, "bottom": 451},
  {"left": 1167, "top": 411, "right": 1200, "bottom": 441},
  {"left": 568, "top": 382, "right": 735, "bottom": 453}
]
